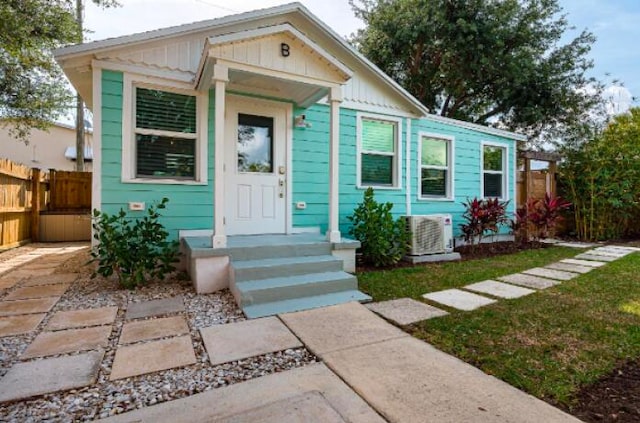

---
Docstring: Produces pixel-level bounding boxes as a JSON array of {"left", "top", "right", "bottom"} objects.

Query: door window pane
[
  {"left": 361, "top": 154, "right": 393, "bottom": 185},
  {"left": 237, "top": 114, "right": 273, "bottom": 173}
]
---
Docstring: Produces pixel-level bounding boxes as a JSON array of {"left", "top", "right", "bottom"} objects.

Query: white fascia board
[{"left": 421, "top": 113, "right": 528, "bottom": 142}]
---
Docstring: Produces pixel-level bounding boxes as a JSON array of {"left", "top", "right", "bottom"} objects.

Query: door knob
[{"left": 278, "top": 166, "right": 286, "bottom": 175}]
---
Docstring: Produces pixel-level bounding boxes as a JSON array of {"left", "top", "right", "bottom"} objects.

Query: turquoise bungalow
[{"left": 55, "top": 3, "right": 525, "bottom": 317}]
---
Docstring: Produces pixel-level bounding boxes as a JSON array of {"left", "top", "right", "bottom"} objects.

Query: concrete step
[
  {"left": 235, "top": 271, "right": 358, "bottom": 306},
  {"left": 242, "top": 291, "right": 372, "bottom": 319},
  {"left": 233, "top": 255, "right": 344, "bottom": 282},
  {"left": 225, "top": 242, "right": 332, "bottom": 261}
]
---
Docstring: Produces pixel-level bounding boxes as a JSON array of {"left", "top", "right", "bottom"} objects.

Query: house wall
[
  {"left": 0, "top": 123, "right": 93, "bottom": 172},
  {"left": 100, "top": 70, "right": 214, "bottom": 236},
  {"left": 100, "top": 69, "right": 517, "bottom": 240}
]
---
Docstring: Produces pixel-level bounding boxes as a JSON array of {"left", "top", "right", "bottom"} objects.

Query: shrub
[
  {"left": 460, "top": 197, "right": 510, "bottom": 247},
  {"left": 347, "top": 187, "right": 409, "bottom": 267},
  {"left": 90, "top": 197, "right": 179, "bottom": 289},
  {"left": 523, "top": 194, "right": 571, "bottom": 241}
]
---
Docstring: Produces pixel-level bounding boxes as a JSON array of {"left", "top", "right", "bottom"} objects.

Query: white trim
[
  {"left": 417, "top": 132, "right": 455, "bottom": 202},
  {"left": 121, "top": 73, "right": 208, "bottom": 185},
  {"left": 356, "top": 112, "right": 403, "bottom": 190},
  {"left": 91, "top": 65, "right": 102, "bottom": 247},
  {"left": 291, "top": 226, "right": 321, "bottom": 234},
  {"left": 405, "top": 118, "right": 412, "bottom": 215},
  {"left": 179, "top": 229, "right": 213, "bottom": 239},
  {"left": 480, "top": 141, "right": 509, "bottom": 201},
  {"left": 92, "top": 60, "right": 193, "bottom": 85},
  {"left": 422, "top": 113, "right": 527, "bottom": 142}
]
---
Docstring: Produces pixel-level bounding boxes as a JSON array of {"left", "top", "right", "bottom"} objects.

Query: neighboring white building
[{"left": 0, "top": 121, "right": 93, "bottom": 171}]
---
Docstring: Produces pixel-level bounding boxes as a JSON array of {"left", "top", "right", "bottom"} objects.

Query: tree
[
  {"left": 560, "top": 108, "right": 640, "bottom": 241},
  {"left": 350, "top": 0, "right": 601, "bottom": 142},
  {"left": 0, "top": 0, "right": 118, "bottom": 144}
]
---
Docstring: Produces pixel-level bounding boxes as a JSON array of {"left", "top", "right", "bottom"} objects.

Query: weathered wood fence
[
  {"left": 516, "top": 150, "right": 561, "bottom": 208},
  {"left": 0, "top": 158, "right": 91, "bottom": 250}
]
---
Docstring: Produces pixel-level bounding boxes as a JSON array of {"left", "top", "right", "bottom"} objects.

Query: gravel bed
[{"left": 0, "top": 248, "right": 318, "bottom": 422}]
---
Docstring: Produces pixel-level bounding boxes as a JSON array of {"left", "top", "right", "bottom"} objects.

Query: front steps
[{"left": 227, "top": 239, "right": 370, "bottom": 318}]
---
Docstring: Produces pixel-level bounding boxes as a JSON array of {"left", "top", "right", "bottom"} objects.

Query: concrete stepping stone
[
  {"left": 21, "top": 273, "right": 78, "bottom": 287},
  {"left": 46, "top": 306, "right": 118, "bottom": 331},
  {"left": 200, "top": 316, "right": 302, "bottom": 366},
  {"left": 0, "top": 351, "right": 103, "bottom": 403},
  {"left": 574, "top": 253, "right": 617, "bottom": 262},
  {"left": 96, "top": 363, "right": 383, "bottom": 423},
  {"left": 22, "top": 326, "right": 112, "bottom": 358},
  {"left": 366, "top": 298, "right": 448, "bottom": 325},
  {"left": 588, "top": 249, "right": 630, "bottom": 258},
  {"left": 280, "top": 302, "right": 408, "bottom": 358},
  {"left": 422, "top": 289, "right": 496, "bottom": 311},
  {"left": 561, "top": 258, "right": 606, "bottom": 268},
  {"left": 217, "top": 391, "right": 346, "bottom": 423},
  {"left": 546, "top": 262, "right": 593, "bottom": 274},
  {"left": 4, "top": 283, "right": 70, "bottom": 300},
  {"left": 0, "top": 313, "right": 46, "bottom": 337},
  {"left": 464, "top": 280, "right": 535, "bottom": 299},
  {"left": 555, "top": 242, "right": 599, "bottom": 248},
  {"left": 522, "top": 267, "right": 578, "bottom": 281},
  {"left": 498, "top": 273, "right": 560, "bottom": 289},
  {"left": 120, "top": 316, "right": 189, "bottom": 344},
  {"left": 110, "top": 335, "right": 196, "bottom": 380},
  {"left": 0, "top": 276, "right": 23, "bottom": 290},
  {"left": 0, "top": 297, "right": 59, "bottom": 316},
  {"left": 125, "top": 296, "right": 185, "bottom": 320}
]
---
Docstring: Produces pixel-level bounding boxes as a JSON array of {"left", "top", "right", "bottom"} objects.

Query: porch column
[
  {"left": 212, "top": 64, "right": 228, "bottom": 248},
  {"left": 327, "top": 86, "right": 342, "bottom": 243}
]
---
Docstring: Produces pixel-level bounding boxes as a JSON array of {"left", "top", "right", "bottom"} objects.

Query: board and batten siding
[
  {"left": 410, "top": 118, "right": 516, "bottom": 235},
  {"left": 100, "top": 70, "right": 214, "bottom": 239},
  {"left": 291, "top": 104, "right": 408, "bottom": 234}
]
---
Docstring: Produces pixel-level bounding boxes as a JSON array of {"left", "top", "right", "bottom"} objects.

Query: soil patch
[{"left": 565, "top": 360, "right": 640, "bottom": 422}]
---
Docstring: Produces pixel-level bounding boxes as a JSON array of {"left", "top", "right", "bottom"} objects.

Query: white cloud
[{"left": 603, "top": 85, "right": 633, "bottom": 116}]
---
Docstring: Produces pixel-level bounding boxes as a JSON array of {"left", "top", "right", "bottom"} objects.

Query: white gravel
[{"left": 0, "top": 247, "right": 318, "bottom": 422}]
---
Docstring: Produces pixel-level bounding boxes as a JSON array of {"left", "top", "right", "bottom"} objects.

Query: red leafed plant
[
  {"left": 460, "top": 197, "right": 510, "bottom": 248},
  {"left": 512, "top": 194, "right": 571, "bottom": 242}
]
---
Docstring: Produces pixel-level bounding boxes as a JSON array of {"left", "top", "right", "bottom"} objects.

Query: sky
[{"left": 81, "top": 0, "right": 639, "bottom": 111}]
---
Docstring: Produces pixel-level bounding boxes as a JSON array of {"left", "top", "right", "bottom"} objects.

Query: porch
[{"left": 182, "top": 233, "right": 369, "bottom": 318}]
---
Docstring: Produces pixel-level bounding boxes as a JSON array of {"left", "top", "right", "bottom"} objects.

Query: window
[
  {"left": 420, "top": 135, "right": 452, "bottom": 199},
  {"left": 358, "top": 116, "right": 400, "bottom": 187},
  {"left": 482, "top": 144, "right": 506, "bottom": 198},
  {"left": 134, "top": 88, "right": 197, "bottom": 179},
  {"left": 237, "top": 114, "right": 274, "bottom": 173}
]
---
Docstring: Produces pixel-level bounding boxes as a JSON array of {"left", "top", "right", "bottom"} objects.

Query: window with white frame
[
  {"left": 420, "top": 135, "right": 452, "bottom": 198},
  {"left": 134, "top": 87, "right": 197, "bottom": 179},
  {"left": 482, "top": 144, "right": 506, "bottom": 198},
  {"left": 359, "top": 117, "right": 399, "bottom": 187}
]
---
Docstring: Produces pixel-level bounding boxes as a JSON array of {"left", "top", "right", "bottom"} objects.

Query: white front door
[{"left": 224, "top": 97, "right": 289, "bottom": 235}]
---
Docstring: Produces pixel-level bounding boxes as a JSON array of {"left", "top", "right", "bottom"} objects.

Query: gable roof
[{"left": 54, "top": 2, "right": 526, "bottom": 142}]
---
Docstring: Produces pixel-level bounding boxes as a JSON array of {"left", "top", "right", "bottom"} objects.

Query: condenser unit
[{"left": 404, "top": 214, "right": 454, "bottom": 255}]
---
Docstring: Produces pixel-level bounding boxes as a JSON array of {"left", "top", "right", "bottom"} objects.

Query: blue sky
[{"left": 83, "top": 0, "right": 639, "bottom": 110}]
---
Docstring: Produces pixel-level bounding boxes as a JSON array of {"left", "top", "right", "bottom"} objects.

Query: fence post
[{"left": 31, "top": 168, "right": 41, "bottom": 242}]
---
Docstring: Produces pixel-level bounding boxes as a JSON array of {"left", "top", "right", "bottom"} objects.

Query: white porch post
[
  {"left": 212, "top": 64, "right": 228, "bottom": 248},
  {"left": 327, "top": 86, "right": 342, "bottom": 243}
]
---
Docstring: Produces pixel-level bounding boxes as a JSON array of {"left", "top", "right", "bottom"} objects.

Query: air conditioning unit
[{"left": 405, "top": 214, "right": 454, "bottom": 255}]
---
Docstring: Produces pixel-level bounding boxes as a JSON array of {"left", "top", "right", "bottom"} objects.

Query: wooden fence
[
  {"left": 0, "top": 158, "right": 91, "bottom": 250},
  {"left": 516, "top": 150, "right": 560, "bottom": 208}
]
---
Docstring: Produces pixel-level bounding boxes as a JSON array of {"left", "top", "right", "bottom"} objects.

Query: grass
[
  {"left": 359, "top": 246, "right": 578, "bottom": 300},
  {"left": 358, "top": 247, "right": 640, "bottom": 407}
]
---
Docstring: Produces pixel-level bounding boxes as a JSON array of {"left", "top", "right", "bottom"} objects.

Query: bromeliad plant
[
  {"left": 90, "top": 197, "right": 179, "bottom": 289},
  {"left": 348, "top": 187, "right": 410, "bottom": 267},
  {"left": 460, "top": 197, "right": 510, "bottom": 248}
]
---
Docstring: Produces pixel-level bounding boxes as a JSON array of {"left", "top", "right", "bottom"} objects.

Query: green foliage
[
  {"left": 0, "top": 0, "right": 119, "bottom": 142},
  {"left": 350, "top": 0, "right": 600, "bottom": 142},
  {"left": 90, "top": 198, "right": 179, "bottom": 289},
  {"left": 460, "top": 197, "right": 509, "bottom": 247},
  {"left": 348, "top": 187, "right": 409, "bottom": 267},
  {"left": 560, "top": 108, "right": 640, "bottom": 241},
  {"left": 512, "top": 195, "right": 571, "bottom": 243}
]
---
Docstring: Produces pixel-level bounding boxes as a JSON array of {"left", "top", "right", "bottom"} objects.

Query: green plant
[
  {"left": 90, "top": 197, "right": 179, "bottom": 289},
  {"left": 460, "top": 197, "right": 510, "bottom": 247},
  {"left": 511, "top": 195, "right": 571, "bottom": 243},
  {"left": 348, "top": 187, "right": 409, "bottom": 267}
]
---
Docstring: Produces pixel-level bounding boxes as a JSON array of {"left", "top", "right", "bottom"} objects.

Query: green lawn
[{"left": 358, "top": 247, "right": 640, "bottom": 407}]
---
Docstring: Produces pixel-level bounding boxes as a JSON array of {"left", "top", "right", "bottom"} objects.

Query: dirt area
[
  {"left": 454, "top": 240, "right": 550, "bottom": 260},
  {"left": 566, "top": 360, "right": 640, "bottom": 422}
]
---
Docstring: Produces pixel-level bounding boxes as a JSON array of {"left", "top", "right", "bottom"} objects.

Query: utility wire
[{"left": 192, "top": 0, "right": 240, "bottom": 14}]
